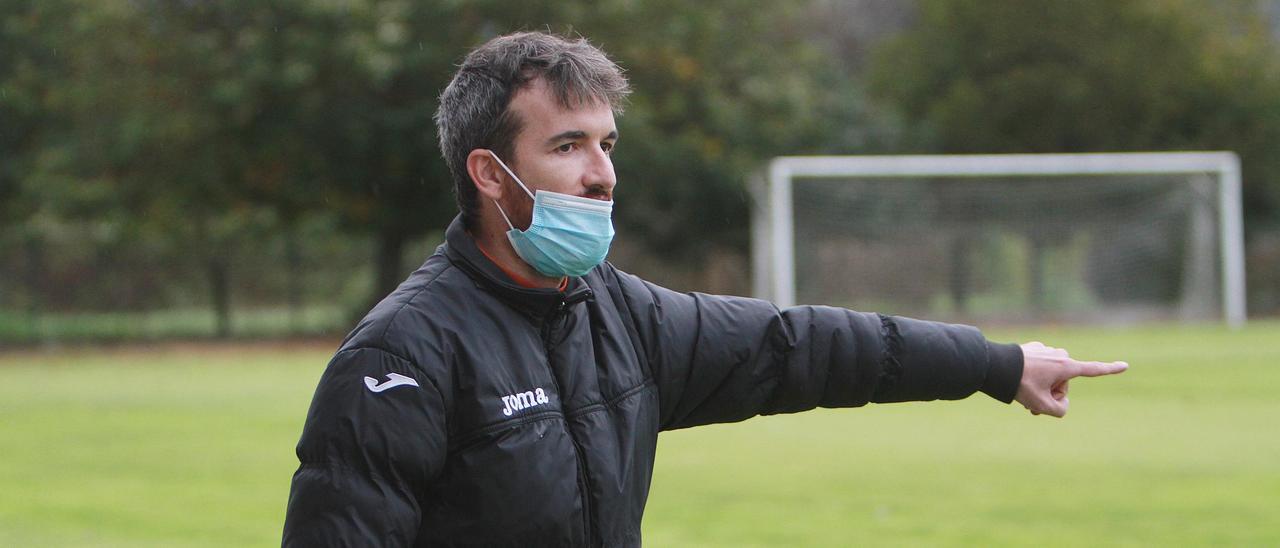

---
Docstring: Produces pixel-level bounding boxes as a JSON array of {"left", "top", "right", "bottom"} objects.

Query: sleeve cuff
[{"left": 980, "top": 341, "right": 1024, "bottom": 404}]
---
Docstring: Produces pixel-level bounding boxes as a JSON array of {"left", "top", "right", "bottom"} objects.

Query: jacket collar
[{"left": 443, "top": 215, "right": 590, "bottom": 321}]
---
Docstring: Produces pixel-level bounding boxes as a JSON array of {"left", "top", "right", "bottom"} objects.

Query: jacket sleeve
[
  {"left": 282, "top": 347, "right": 447, "bottom": 547},
  {"left": 609, "top": 269, "right": 1023, "bottom": 431}
]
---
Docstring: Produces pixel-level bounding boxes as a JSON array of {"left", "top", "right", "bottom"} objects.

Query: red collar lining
[{"left": 476, "top": 242, "right": 568, "bottom": 291}]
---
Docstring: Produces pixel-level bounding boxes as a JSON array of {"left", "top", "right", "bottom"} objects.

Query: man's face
[{"left": 498, "top": 78, "right": 618, "bottom": 229}]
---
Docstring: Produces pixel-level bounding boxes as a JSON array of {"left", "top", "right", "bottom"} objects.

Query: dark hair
[{"left": 434, "top": 32, "right": 631, "bottom": 230}]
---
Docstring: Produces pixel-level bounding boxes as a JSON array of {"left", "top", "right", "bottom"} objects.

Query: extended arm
[{"left": 608, "top": 267, "right": 1025, "bottom": 430}]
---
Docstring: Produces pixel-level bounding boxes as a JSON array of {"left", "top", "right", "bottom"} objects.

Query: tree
[
  {"left": 868, "top": 0, "right": 1280, "bottom": 309},
  {"left": 1, "top": 0, "right": 84, "bottom": 318},
  {"left": 870, "top": 0, "right": 1280, "bottom": 224},
  {"left": 40, "top": 0, "right": 341, "bottom": 336},
  {"left": 12, "top": 0, "right": 885, "bottom": 330}
]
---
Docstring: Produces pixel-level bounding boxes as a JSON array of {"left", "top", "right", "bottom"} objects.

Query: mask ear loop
[{"left": 487, "top": 150, "right": 534, "bottom": 231}]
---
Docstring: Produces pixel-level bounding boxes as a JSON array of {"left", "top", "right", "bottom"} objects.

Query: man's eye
[
  {"left": 602, "top": 142, "right": 614, "bottom": 154},
  {"left": 557, "top": 143, "right": 575, "bottom": 153}
]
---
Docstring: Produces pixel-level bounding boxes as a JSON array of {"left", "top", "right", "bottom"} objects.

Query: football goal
[{"left": 751, "top": 152, "right": 1245, "bottom": 327}]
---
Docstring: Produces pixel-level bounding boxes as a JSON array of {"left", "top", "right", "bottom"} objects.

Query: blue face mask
[{"left": 488, "top": 151, "right": 615, "bottom": 278}]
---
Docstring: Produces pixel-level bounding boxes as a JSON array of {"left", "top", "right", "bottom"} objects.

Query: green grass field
[{"left": 2, "top": 323, "right": 1278, "bottom": 546}]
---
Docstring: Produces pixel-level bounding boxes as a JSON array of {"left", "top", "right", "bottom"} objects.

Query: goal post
[{"left": 752, "top": 152, "right": 1246, "bottom": 328}]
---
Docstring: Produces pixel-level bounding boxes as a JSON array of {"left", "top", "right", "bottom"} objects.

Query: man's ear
[{"left": 466, "top": 149, "right": 505, "bottom": 201}]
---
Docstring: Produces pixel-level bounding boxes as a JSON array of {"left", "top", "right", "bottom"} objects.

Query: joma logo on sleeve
[{"left": 364, "top": 373, "right": 420, "bottom": 393}]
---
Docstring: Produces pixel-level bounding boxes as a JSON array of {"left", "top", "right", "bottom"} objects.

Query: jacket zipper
[{"left": 541, "top": 291, "right": 596, "bottom": 545}]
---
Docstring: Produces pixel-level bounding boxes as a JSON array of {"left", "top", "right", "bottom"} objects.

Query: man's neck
[{"left": 470, "top": 222, "right": 566, "bottom": 290}]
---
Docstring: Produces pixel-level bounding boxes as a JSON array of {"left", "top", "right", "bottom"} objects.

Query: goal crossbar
[{"left": 753, "top": 152, "right": 1246, "bottom": 327}]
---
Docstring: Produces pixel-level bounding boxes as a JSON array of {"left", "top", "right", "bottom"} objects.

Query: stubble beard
[{"left": 500, "top": 176, "right": 535, "bottom": 232}]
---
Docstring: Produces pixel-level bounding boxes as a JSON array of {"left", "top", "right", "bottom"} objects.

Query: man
[{"left": 282, "top": 31, "right": 1127, "bottom": 546}]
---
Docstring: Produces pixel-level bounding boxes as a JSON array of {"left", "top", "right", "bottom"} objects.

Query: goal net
[{"left": 751, "top": 153, "right": 1246, "bottom": 327}]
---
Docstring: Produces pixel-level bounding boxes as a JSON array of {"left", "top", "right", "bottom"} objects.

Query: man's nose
[{"left": 584, "top": 145, "right": 616, "bottom": 196}]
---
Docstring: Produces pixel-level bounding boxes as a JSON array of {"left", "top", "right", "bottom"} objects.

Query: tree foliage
[
  {"left": 869, "top": 0, "right": 1280, "bottom": 225},
  {"left": 5, "top": 0, "right": 870, "bottom": 313},
  {"left": 17, "top": 0, "right": 1280, "bottom": 331}
]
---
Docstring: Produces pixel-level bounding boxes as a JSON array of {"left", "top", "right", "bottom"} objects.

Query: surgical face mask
[{"left": 487, "top": 150, "right": 615, "bottom": 278}]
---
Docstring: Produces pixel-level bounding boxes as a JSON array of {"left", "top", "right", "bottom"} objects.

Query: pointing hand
[{"left": 1015, "top": 341, "right": 1128, "bottom": 418}]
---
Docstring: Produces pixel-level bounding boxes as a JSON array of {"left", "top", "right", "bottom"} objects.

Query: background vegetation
[{"left": 4, "top": 0, "right": 1280, "bottom": 343}]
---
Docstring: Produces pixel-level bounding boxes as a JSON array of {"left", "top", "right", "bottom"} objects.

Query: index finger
[{"left": 1072, "top": 360, "right": 1129, "bottom": 378}]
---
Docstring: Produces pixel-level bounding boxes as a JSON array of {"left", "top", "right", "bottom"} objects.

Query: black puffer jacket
[{"left": 282, "top": 216, "right": 1023, "bottom": 547}]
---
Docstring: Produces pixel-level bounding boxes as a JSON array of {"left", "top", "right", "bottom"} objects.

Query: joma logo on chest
[{"left": 501, "top": 388, "right": 550, "bottom": 416}]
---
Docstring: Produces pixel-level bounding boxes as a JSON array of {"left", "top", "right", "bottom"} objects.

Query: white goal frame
[{"left": 751, "top": 152, "right": 1247, "bottom": 328}]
